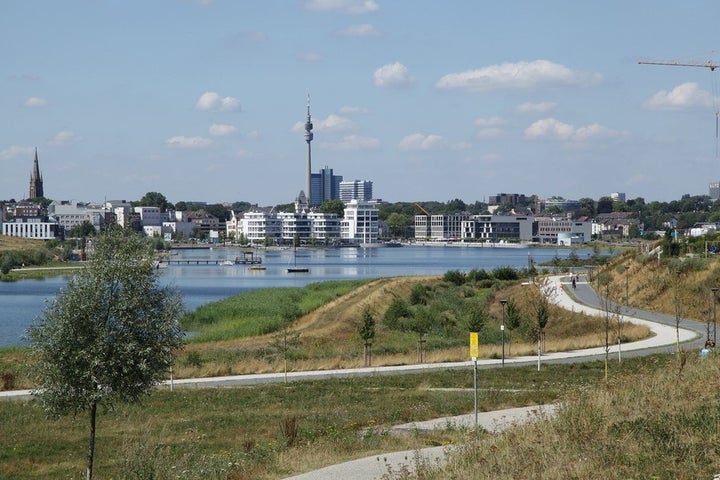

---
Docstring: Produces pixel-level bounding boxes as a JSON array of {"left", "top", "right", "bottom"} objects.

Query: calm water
[{"left": 0, "top": 244, "right": 587, "bottom": 347}]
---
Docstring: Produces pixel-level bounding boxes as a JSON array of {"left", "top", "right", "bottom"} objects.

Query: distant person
[
  {"left": 701, "top": 339, "right": 714, "bottom": 358},
  {"left": 571, "top": 276, "right": 576, "bottom": 289}
]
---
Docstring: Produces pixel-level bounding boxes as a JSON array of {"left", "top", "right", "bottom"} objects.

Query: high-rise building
[
  {"left": 340, "top": 180, "right": 373, "bottom": 203},
  {"left": 710, "top": 182, "right": 720, "bottom": 200},
  {"left": 29, "top": 148, "right": 44, "bottom": 200},
  {"left": 311, "top": 166, "right": 343, "bottom": 205}
]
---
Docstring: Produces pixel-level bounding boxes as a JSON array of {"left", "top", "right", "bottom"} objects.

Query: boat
[
  {"left": 220, "top": 260, "right": 234, "bottom": 266},
  {"left": 249, "top": 265, "right": 267, "bottom": 271},
  {"left": 287, "top": 243, "right": 309, "bottom": 273}
]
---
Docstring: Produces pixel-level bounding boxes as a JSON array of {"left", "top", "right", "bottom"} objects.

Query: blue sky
[{"left": 3, "top": 0, "right": 720, "bottom": 207}]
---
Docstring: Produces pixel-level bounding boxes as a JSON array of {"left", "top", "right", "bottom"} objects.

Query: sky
[{"left": 3, "top": 0, "right": 720, "bottom": 207}]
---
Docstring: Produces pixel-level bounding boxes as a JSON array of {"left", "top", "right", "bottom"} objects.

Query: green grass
[
  {"left": 181, "top": 279, "right": 370, "bottom": 342},
  {"left": 0, "top": 355, "right": 673, "bottom": 479}
]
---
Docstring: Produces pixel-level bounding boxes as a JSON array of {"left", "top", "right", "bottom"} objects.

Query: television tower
[{"left": 304, "top": 94, "right": 313, "bottom": 206}]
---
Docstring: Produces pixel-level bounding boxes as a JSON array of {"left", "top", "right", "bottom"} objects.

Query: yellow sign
[{"left": 469, "top": 332, "right": 479, "bottom": 358}]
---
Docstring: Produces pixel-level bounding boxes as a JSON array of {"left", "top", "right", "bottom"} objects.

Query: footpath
[{"left": 0, "top": 275, "right": 704, "bottom": 479}]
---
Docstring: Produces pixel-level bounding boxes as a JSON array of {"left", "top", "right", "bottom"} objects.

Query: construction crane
[
  {"left": 415, "top": 203, "right": 430, "bottom": 216},
  {"left": 638, "top": 60, "right": 720, "bottom": 71}
]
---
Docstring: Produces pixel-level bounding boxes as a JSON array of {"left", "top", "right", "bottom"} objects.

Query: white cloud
[
  {"left": 246, "top": 130, "right": 260, "bottom": 138},
  {"left": 304, "top": 0, "right": 379, "bottom": 14},
  {"left": 374, "top": 62, "right": 415, "bottom": 88},
  {"left": 24, "top": 97, "right": 47, "bottom": 108},
  {"left": 336, "top": 24, "right": 381, "bottom": 37},
  {"left": 50, "top": 130, "right": 81, "bottom": 146},
  {"left": 195, "top": 92, "right": 241, "bottom": 112},
  {"left": 291, "top": 114, "right": 355, "bottom": 132},
  {"left": 643, "top": 82, "right": 715, "bottom": 110},
  {"left": 0, "top": 145, "right": 34, "bottom": 159},
  {"left": 436, "top": 60, "right": 603, "bottom": 93},
  {"left": 297, "top": 52, "right": 323, "bottom": 62},
  {"left": 516, "top": 101, "right": 557, "bottom": 113},
  {"left": 320, "top": 135, "right": 380, "bottom": 150},
  {"left": 209, "top": 123, "right": 238, "bottom": 137},
  {"left": 399, "top": 133, "right": 447, "bottom": 151},
  {"left": 524, "top": 118, "right": 628, "bottom": 141},
  {"left": 165, "top": 136, "right": 212, "bottom": 148}
]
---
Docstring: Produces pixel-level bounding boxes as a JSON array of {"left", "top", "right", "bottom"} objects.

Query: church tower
[{"left": 29, "top": 148, "right": 44, "bottom": 200}]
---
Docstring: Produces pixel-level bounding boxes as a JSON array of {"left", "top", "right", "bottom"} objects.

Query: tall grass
[
  {"left": 0, "top": 357, "right": 662, "bottom": 479},
  {"left": 417, "top": 353, "right": 720, "bottom": 480}
]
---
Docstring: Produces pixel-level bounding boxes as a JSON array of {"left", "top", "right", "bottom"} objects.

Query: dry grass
[{"left": 0, "top": 235, "right": 44, "bottom": 251}]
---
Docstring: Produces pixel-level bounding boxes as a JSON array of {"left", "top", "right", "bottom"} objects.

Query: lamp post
[
  {"left": 625, "top": 264, "right": 630, "bottom": 307},
  {"left": 713, "top": 288, "right": 719, "bottom": 345},
  {"left": 500, "top": 299, "right": 507, "bottom": 367}
]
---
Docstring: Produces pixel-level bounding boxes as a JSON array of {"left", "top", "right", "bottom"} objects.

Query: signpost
[{"left": 470, "top": 332, "right": 479, "bottom": 427}]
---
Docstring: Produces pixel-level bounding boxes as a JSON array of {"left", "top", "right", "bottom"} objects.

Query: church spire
[{"left": 29, "top": 147, "right": 44, "bottom": 200}]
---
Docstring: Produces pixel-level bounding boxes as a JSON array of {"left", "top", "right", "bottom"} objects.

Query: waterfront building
[
  {"left": 342, "top": 200, "right": 378, "bottom": 244},
  {"left": 535, "top": 217, "right": 592, "bottom": 245},
  {"left": 461, "top": 215, "right": 534, "bottom": 242},
  {"left": 340, "top": 180, "right": 373, "bottom": 203},
  {"left": 2, "top": 216, "right": 60, "bottom": 240},
  {"left": 488, "top": 193, "right": 527, "bottom": 207},
  {"left": 414, "top": 214, "right": 469, "bottom": 241}
]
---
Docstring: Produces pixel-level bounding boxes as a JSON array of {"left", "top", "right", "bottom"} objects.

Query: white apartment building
[
  {"left": 2, "top": 217, "right": 61, "bottom": 240},
  {"left": 227, "top": 204, "right": 373, "bottom": 245},
  {"left": 342, "top": 200, "right": 378, "bottom": 244},
  {"left": 461, "top": 215, "right": 534, "bottom": 242},
  {"left": 414, "top": 214, "right": 469, "bottom": 241},
  {"left": 535, "top": 217, "right": 592, "bottom": 245}
]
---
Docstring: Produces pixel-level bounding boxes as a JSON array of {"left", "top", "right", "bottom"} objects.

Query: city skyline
[{"left": 2, "top": 1, "right": 720, "bottom": 206}]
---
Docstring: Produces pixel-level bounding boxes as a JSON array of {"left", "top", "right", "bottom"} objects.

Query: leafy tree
[
  {"left": 27, "top": 227, "right": 185, "bottom": 480},
  {"left": 385, "top": 212, "right": 412, "bottom": 238},
  {"left": 68, "top": 221, "right": 96, "bottom": 238},
  {"left": 204, "top": 203, "right": 229, "bottom": 221},
  {"left": 444, "top": 198, "right": 467, "bottom": 214},
  {"left": 136, "top": 191, "right": 171, "bottom": 211},
  {"left": 466, "top": 302, "right": 489, "bottom": 333},
  {"left": 318, "top": 199, "right": 345, "bottom": 217},
  {"left": 597, "top": 196, "right": 614, "bottom": 214},
  {"left": 174, "top": 201, "right": 188, "bottom": 211}
]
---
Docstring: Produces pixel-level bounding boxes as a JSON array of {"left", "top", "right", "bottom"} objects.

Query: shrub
[
  {"left": 443, "top": 270, "right": 466, "bottom": 286},
  {"left": 492, "top": 266, "right": 519, "bottom": 281}
]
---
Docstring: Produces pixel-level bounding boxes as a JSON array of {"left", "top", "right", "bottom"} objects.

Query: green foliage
[
  {"left": 318, "top": 199, "right": 345, "bottom": 217},
  {"left": 135, "top": 191, "right": 171, "bottom": 211},
  {"left": 27, "top": 228, "right": 185, "bottom": 416},
  {"left": 358, "top": 305, "right": 376, "bottom": 344},
  {"left": 408, "top": 283, "right": 431, "bottom": 305},
  {"left": 182, "top": 280, "right": 369, "bottom": 342},
  {"left": 383, "top": 297, "right": 412, "bottom": 330},
  {"left": 466, "top": 301, "right": 488, "bottom": 332},
  {"left": 492, "top": 266, "right": 519, "bottom": 281},
  {"left": 443, "top": 270, "right": 466, "bottom": 286}
]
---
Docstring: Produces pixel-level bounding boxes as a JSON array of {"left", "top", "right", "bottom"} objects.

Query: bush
[
  {"left": 443, "top": 270, "right": 466, "bottom": 286},
  {"left": 492, "top": 266, "right": 519, "bottom": 281}
]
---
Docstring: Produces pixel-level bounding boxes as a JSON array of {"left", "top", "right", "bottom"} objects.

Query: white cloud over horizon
[
  {"left": 524, "top": 118, "right": 628, "bottom": 141},
  {"left": 195, "top": 92, "right": 241, "bottom": 112},
  {"left": 643, "top": 82, "right": 715, "bottom": 110},
  {"left": 516, "top": 101, "right": 557, "bottom": 113},
  {"left": 374, "top": 62, "right": 415, "bottom": 88},
  {"left": 0, "top": 145, "right": 35, "bottom": 159},
  {"left": 436, "top": 60, "right": 603, "bottom": 93},
  {"left": 165, "top": 136, "right": 213, "bottom": 148}
]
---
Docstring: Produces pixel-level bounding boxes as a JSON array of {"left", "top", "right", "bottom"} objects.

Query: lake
[{"left": 0, "top": 244, "right": 589, "bottom": 347}]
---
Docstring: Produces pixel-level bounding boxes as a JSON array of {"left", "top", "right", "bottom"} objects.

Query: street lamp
[
  {"left": 500, "top": 299, "right": 507, "bottom": 367},
  {"left": 712, "top": 288, "right": 719, "bottom": 345}
]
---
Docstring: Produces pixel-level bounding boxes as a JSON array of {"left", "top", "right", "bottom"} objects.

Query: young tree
[
  {"left": 358, "top": 305, "right": 376, "bottom": 366},
  {"left": 27, "top": 227, "right": 185, "bottom": 480}
]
